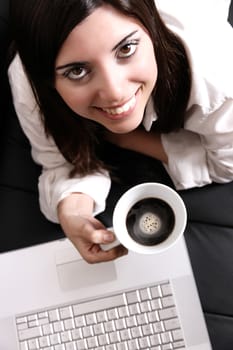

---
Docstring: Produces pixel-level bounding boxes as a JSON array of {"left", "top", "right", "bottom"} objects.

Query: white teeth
[{"left": 102, "top": 95, "right": 136, "bottom": 115}]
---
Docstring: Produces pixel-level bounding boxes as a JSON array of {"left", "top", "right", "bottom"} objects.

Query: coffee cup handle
[
  {"left": 100, "top": 239, "right": 121, "bottom": 251},
  {"left": 100, "top": 227, "right": 121, "bottom": 251}
]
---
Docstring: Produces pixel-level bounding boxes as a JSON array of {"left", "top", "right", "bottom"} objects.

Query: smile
[{"left": 101, "top": 95, "right": 136, "bottom": 115}]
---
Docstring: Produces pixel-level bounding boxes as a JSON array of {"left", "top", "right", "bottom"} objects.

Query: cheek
[
  {"left": 56, "top": 84, "right": 90, "bottom": 113},
  {"left": 135, "top": 49, "right": 157, "bottom": 87}
]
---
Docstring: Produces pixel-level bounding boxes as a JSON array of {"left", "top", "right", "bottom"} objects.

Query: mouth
[{"left": 101, "top": 94, "right": 136, "bottom": 115}]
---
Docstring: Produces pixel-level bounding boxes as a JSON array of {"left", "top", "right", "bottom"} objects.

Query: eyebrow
[
  {"left": 112, "top": 30, "right": 139, "bottom": 51},
  {"left": 56, "top": 30, "right": 139, "bottom": 71}
]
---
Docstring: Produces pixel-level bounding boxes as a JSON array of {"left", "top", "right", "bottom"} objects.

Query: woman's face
[{"left": 55, "top": 4, "right": 157, "bottom": 133}]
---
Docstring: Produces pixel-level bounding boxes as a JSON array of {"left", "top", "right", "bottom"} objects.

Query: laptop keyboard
[{"left": 16, "top": 280, "right": 185, "bottom": 350}]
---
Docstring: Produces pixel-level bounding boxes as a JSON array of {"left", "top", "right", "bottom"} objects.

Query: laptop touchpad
[{"left": 56, "top": 247, "right": 117, "bottom": 291}]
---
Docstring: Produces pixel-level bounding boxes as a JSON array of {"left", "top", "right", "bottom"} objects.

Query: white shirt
[{"left": 8, "top": 1, "right": 233, "bottom": 223}]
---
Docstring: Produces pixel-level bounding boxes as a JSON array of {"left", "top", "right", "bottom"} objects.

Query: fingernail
[{"left": 104, "top": 233, "right": 114, "bottom": 242}]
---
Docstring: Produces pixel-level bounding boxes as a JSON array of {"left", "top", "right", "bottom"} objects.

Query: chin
[{"left": 109, "top": 116, "right": 143, "bottom": 134}]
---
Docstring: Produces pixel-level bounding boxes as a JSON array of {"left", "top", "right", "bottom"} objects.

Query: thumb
[{"left": 91, "top": 228, "right": 116, "bottom": 245}]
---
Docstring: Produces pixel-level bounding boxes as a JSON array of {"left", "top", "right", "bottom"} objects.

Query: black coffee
[{"left": 126, "top": 197, "right": 175, "bottom": 246}]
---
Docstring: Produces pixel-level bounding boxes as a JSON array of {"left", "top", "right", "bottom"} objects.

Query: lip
[{"left": 98, "top": 89, "right": 140, "bottom": 120}]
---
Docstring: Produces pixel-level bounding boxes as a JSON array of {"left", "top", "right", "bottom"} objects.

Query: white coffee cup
[{"left": 102, "top": 182, "right": 187, "bottom": 254}]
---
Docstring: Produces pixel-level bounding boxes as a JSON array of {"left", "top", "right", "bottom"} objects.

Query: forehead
[{"left": 56, "top": 5, "right": 146, "bottom": 63}]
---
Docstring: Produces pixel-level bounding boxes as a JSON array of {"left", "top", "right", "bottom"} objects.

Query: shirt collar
[{"left": 142, "top": 97, "right": 158, "bottom": 131}]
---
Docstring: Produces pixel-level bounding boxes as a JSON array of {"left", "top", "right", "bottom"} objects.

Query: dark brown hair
[{"left": 10, "top": 0, "right": 191, "bottom": 175}]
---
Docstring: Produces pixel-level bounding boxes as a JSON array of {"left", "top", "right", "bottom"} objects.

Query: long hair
[{"left": 10, "top": 0, "right": 191, "bottom": 175}]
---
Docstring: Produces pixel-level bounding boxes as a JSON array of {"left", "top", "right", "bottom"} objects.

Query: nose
[{"left": 95, "top": 64, "right": 126, "bottom": 103}]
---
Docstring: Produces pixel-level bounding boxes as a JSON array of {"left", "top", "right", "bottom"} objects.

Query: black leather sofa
[{"left": 1, "top": 1, "right": 233, "bottom": 349}]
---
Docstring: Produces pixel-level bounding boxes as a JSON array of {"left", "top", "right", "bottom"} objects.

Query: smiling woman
[
  {"left": 54, "top": 7, "right": 157, "bottom": 134},
  {"left": 8, "top": 0, "right": 233, "bottom": 265}
]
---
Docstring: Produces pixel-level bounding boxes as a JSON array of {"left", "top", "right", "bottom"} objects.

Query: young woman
[{"left": 8, "top": 0, "right": 233, "bottom": 263}]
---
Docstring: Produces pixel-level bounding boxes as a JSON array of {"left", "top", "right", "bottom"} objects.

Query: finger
[
  {"left": 89, "top": 228, "right": 116, "bottom": 245},
  {"left": 78, "top": 218, "right": 114, "bottom": 245},
  {"left": 86, "top": 244, "right": 128, "bottom": 264}
]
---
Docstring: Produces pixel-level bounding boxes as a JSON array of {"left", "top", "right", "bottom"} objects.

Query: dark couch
[{"left": 1, "top": 1, "right": 233, "bottom": 349}]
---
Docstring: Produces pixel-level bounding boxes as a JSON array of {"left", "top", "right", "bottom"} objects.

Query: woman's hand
[{"left": 57, "top": 193, "right": 128, "bottom": 263}]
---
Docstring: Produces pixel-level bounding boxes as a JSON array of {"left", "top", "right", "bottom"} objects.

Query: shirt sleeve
[
  {"left": 8, "top": 54, "right": 111, "bottom": 223},
  {"left": 161, "top": 98, "right": 233, "bottom": 190}
]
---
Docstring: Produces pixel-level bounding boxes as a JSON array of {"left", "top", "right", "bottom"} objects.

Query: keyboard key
[
  {"left": 48, "top": 309, "right": 60, "bottom": 322},
  {"left": 85, "top": 312, "right": 97, "bottom": 325},
  {"left": 136, "top": 313, "right": 148, "bottom": 325},
  {"left": 147, "top": 311, "right": 158, "bottom": 323},
  {"left": 50, "top": 333, "right": 61, "bottom": 346},
  {"left": 150, "top": 333, "right": 161, "bottom": 346},
  {"left": 125, "top": 291, "right": 139, "bottom": 304},
  {"left": 76, "top": 339, "right": 87, "bottom": 350},
  {"left": 64, "top": 318, "right": 75, "bottom": 330},
  {"left": 93, "top": 323, "right": 105, "bottom": 335},
  {"left": 161, "top": 331, "right": 172, "bottom": 344},
  {"left": 65, "top": 342, "right": 76, "bottom": 350},
  {"left": 17, "top": 317, "right": 28, "bottom": 324},
  {"left": 161, "top": 296, "right": 175, "bottom": 308},
  {"left": 53, "top": 321, "right": 64, "bottom": 333},
  {"left": 28, "top": 314, "right": 38, "bottom": 322},
  {"left": 19, "top": 341, "right": 28, "bottom": 350},
  {"left": 173, "top": 340, "right": 185, "bottom": 348},
  {"left": 96, "top": 311, "right": 107, "bottom": 323},
  {"left": 116, "top": 342, "right": 128, "bottom": 350},
  {"left": 105, "top": 345, "right": 116, "bottom": 350},
  {"left": 115, "top": 318, "right": 126, "bottom": 331},
  {"left": 42, "top": 323, "right": 53, "bottom": 336},
  {"left": 98, "top": 333, "right": 109, "bottom": 346},
  {"left": 87, "top": 336, "right": 98, "bottom": 348},
  {"left": 38, "top": 312, "right": 48, "bottom": 319},
  {"left": 130, "top": 326, "right": 142, "bottom": 339},
  {"left": 139, "top": 301, "right": 151, "bottom": 313},
  {"left": 150, "top": 298, "right": 162, "bottom": 310},
  {"left": 139, "top": 288, "right": 151, "bottom": 301},
  {"left": 61, "top": 330, "right": 72, "bottom": 343},
  {"left": 38, "top": 336, "right": 50, "bottom": 348},
  {"left": 109, "top": 331, "right": 120, "bottom": 343},
  {"left": 161, "top": 283, "right": 172, "bottom": 296},
  {"left": 118, "top": 306, "right": 129, "bottom": 318},
  {"left": 38, "top": 317, "right": 50, "bottom": 326},
  {"left": 164, "top": 318, "right": 180, "bottom": 331},
  {"left": 74, "top": 315, "right": 86, "bottom": 327},
  {"left": 162, "top": 344, "right": 173, "bottom": 350},
  {"left": 104, "top": 320, "right": 115, "bottom": 333},
  {"left": 17, "top": 323, "right": 28, "bottom": 331},
  {"left": 18, "top": 326, "right": 42, "bottom": 341},
  {"left": 128, "top": 303, "right": 140, "bottom": 316},
  {"left": 172, "top": 329, "right": 184, "bottom": 341},
  {"left": 125, "top": 315, "right": 137, "bottom": 328},
  {"left": 28, "top": 338, "right": 39, "bottom": 350},
  {"left": 82, "top": 325, "right": 93, "bottom": 338},
  {"left": 159, "top": 307, "right": 177, "bottom": 320},
  {"left": 150, "top": 285, "right": 162, "bottom": 299},
  {"left": 74, "top": 294, "right": 125, "bottom": 315},
  {"left": 142, "top": 323, "right": 153, "bottom": 336},
  {"left": 54, "top": 345, "right": 65, "bottom": 350},
  {"left": 60, "top": 306, "right": 73, "bottom": 320},
  {"left": 71, "top": 328, "right": 82, "bottom": 340},
  {"left": 127, "top": 338, "right": 139, "bottom": 350},
  {"left": 153, "top": 321, "right": 164, "bottom": 333},
  {"left": 106, "top": 308, "right": 117, "bottom": 321},
  {"left": 120, "top": 328, "right": 131, "bottom": 341},
  {"left": 138, "top": 336, "right": 150, "bottom": 348}
]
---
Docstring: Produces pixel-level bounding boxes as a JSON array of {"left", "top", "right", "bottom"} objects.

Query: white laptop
[{"left": 0, "top": 230, "right": 212, "bottom": 350}]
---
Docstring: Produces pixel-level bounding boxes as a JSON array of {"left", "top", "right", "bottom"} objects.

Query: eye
[
  {"left": 117, "top": 40, "right": 139, "bottom": 59},
  {"left": 63, "top": 65, "right": 89, "bottom": 81}
]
